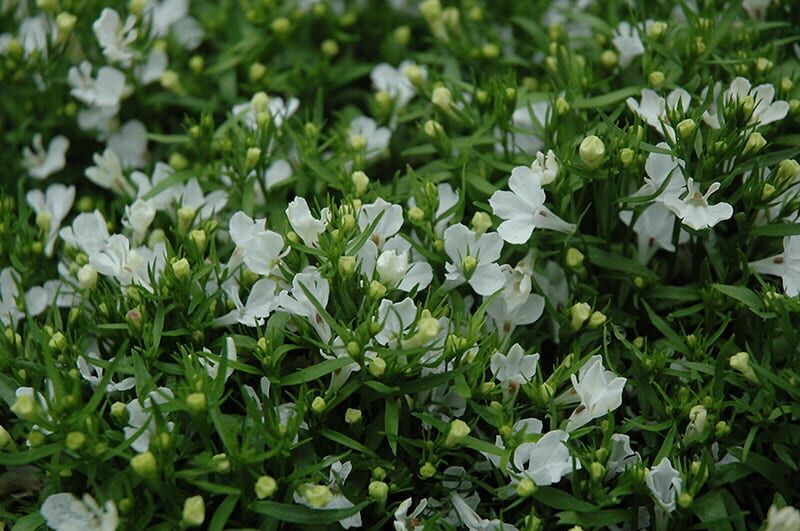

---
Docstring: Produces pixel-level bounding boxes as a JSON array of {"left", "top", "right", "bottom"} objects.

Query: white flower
[
  {"left": 749, "top": 236, "right": 800, "bottom": 296},
  {"left": 531, "top": 149, "right": 559, "bottom": 185},
  {"left": 242, "top": 231, "right": 286, "bottom": 276},
  {"left": 85, "top": 148, "right": 134, "bottom": 196},
  {"left": 513, "top": 430, "right": 575, "bottom": 486},
  {"left": 77, "top": 339, "right": 136, "bottom": 394},
  {"left": 108, "top": 120, "right": 148, "bottom": 169},
  {"left": 486, "top": 261, "right": 545, "bottom": 337},
  {"left": 279, "top": 268, "right": 332, "bottom": 342},
  {"left": 131, "top": 162, "right": 177, "bottom": 211},
  {"left": 703, "top": 77, "right": 789, "bottom": 129},
  {"left": 264, "top": 159, "right": 293, "bottom": 190},
  {"left": 566, "top": 355, "right": 627, "bottom": 431},
  {"left": 59, "top": 210, "right": 110, "bottom": 256},
  {"left": 294, "top": 461, "right": 363, "bottom": 529},
  {"left": 93, "top": 8, "right": 137, "bottom": 65},
  {"left": 370, "top": 60, "right": 426, "bottom": 107},
  {"left": 232, "top": 95, "right": 299, "bottom": 131},
  {"left": 349, "top": 116, "right": 391, "bottom": 160},
  {"left": 179, "top": 178, "right": 228, "bottom": 222},
  {"left": 502, "top": 102, "right": 550, "bottom": 155},
  {"left": 765, "top": 504, "right": 800, "bottom": 531},
  {"left": 215, "top": 278, "right": 279, "bottom": 327},
  {"left": 0, "top": 268, "right": 55, "bottom": 327},
  {"left": 124, "top": 387, "right": 174, "bottom": 453},
  {"left": 450, "top": 493, "right": 518, "bottom": 531},
  {"left": 619, "top": 202, "right": 690, "bottom": 264},
  {"left": 26, "top": 183, "right": 75, "bottom": 256},
  {"left": 375, "top": 297, "right": 418, "bottom": 347},
  {"left": 662, "top": 178, "right": 734, "bottom": 231},
  {"left": 41, "top": 492, "right": 119, "bottom": 531},
  {"left": 23, "top": 134, "right": 69, "bottom": 180},
  {"left": 68, "top": 61, "right": 126, "bottom": 108},
  {"left": 199, "top": 337, "right": 237, "bottom": 381},
  {"left": 489, "top": 165, "right": 574, "bottom": 245},
  {"left": 122, "top": 199, "right": 155, "bottom": 244},
  {"left": 646, "top": 457, "right": 682, "bottom": 513},
  {"left": 355, "top": 197, "right": 404, "bottom": 276},
  {"left": 19, "top": 15, "right": 52, "bottom": 58},
  {"left": 136, "top": 48, "right": 168, "bottom": 84},
  {"left": 630, "top": 143, "right": 687, "bottom": 201},
  {"left": 443, "top": 224, "right": 505, "bottom": 296},
  {"left": 490, "top": 343, "right": 539, "bottom": 392},
  {"left": 743, "top": 0, "right": 771, "bottom": 21},
  {"left": 375, "top": 245, "right": 433, "bottom": 292},
  {"left": 393, "top": 497, "right": 427, "bottom": 531},
  {"left": 612, "top": 21, "right": 644, "bottom": 68},
  {"left": 89, "top": 235, "right": 166, "bottom": 293},
  {"left": 482, "top": 417, "right": 543, "bottom": 470},
  {"left": 286, "top": 197, "right": 329, "bottom": 247},
  {"left": 607, "top": 433, "right": 641, "bottom": 477},
  {"left": 626, "top": 88, "right": 691, "bottom": 141}
]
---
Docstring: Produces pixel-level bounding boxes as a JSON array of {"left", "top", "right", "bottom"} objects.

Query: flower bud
[
  {"left": 729, "top": 351, "right": 758, "bottom": 383},
  {"left": 416, "top": 312, "right": 441, "bottom": 343},
  {"left": 255, "top": 475, "right": 277, "bottom": 499},
  {"left": 77, "top": 264, "right": 98, "bottom": 290},
  {"left": 588, "top": 311, "right": 607, "bottom": 328},
  {"left": 172, "top": 258, "right": 191, "bottom": 279},
  {"left": 28, "top": 430, "right": 46, "bottom": 447},
  {"left": 579, "top": 135, "right": 605, "bottom": 169},
  {"left": 424, "top": 119, "right": 444, "bottom": 138},
  {"left": 368, "top": 480, "right": 389, "bottom": 502},
  {"left": 676, "top": 118, "right": 696, "bottom": 140},
  {"left": 338, "top": 256, "right": 356, "bottom": 278},
  {"left": 776, "top": 159, "right": 800, "bottom": 185},
  {"left": 743, "top": 132, "right": 767, "bottom": 156},
  {"left": 49, "top": 331, "right": 68, "bottom": 351},
  {"left": 321, "top": 39, "right": 339, "bottom": 57},
  {"left": 11, "top": 394, "right": 37, "bottom": 420},
  {"left": 619, "top": 148, "right": 635, "bottom": 167},
  {"left": 160, "top": 70, "right": 182, "bottom": 93},
  {"left": 351, "top": 171, "right": 369, "bottom": 197},
  {"left": 302, "top": 484, "right": 332, "bottom": 508},
  {"left": 368, "top": 356, "right": 386, "bottom": 377},
  {"left": 404, "top": 64, "right": 424, "bottom": 86},
  {"left": 271, "top": 17, "right": 291, "bottom": 36},
  {"left": 311, "top": 396, "right": 326, "bottom": 414},
  {"left": 182, "top": 495, "right": 205, "bottom": 527},
  {"left": 0, "top": 425, "right": 10, "bottom": 448},
  {"left": 600, "top": 49, "right": 618, "bottom": 68},
  {"left": 555, "top": 96, "right": 570, "bottom": 115},
  {"left": 432, "top": 86, "right": 453, "bottom": 110},
  {"left": 589, "top": 462, "right": 606, "bottom": 481},
  {"left": 56, "top": 12, "right": 77, "bottom": 38},
  {"left": 686, "top": 404, "right": 708, "bottom": 436},
  {"left": 249, "top": 62, "right": 267, "bottom": 82},
  {"left": 186, "top": 392, "right": 206, "bottom": 413},
  {"left": 394, "top": 25, "right": 411, "bottom": 46},
  {"left": 471, "top": 212, "right": 492, "bottom": 235},
  {"left": 462, "top": 255, "right": 478, "bottom": 276},
  {"left": 516, "top": 478, "right": 536, "bottom": 496},
  {"left": 570, "top": 302, "right": 591, "bottom": 331},
  {"left": 715, "top": 420, "right": 730, "bottom": 438},
  {"left": 345, "top": 408, "right": 362, "bottom": 424},
  {"left": 419, "top": 462, "right": 436, "bottom": 478},
  {"left": 65, "top": 431, "right": 86, "bottom": 451},
  {"left": 566, "top": 248, "right": 584, "bottom": 268},
  {"left": 648, "top": 70, "right": 665, "bottom": 89},
  {"left": 444, "top": 419, "right": 471, "bottom": 447},
  {"left": 765, "top": 504, "right": 800, "bottom": 531},
  {"left": 131, "top": 451, "right": 157, "bottom": 477},
  {"left": 251, "top": 92, "right": 269, "bottom": 114},
  {"left": 369, "top": 280, "right": 386, "bottom": 299},
  {"left": 408, "top": 206, "right": 425, "bottom": 223},
  {"left": 647, "top": 21, "right": 667, "bottom": 39},
  {"left": 211, "top": 453, "right": 230, "bottom": 474}
]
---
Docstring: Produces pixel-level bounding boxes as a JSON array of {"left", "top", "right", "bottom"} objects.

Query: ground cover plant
[{"left": 1, "top": 0, "right": 800, "bottom": 529}]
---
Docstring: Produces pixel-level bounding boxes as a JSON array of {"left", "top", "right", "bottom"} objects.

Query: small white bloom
[
  {"left": 566, "top": 355, "right": 627, "bottom": 431},
  {"left": 619, "top": 202, "right": 690, "bottom": 264},
  {"left": 531, "top": 149, "right": 559, "bottom": 185},
  {"left": 85, "top": 148, "right": 134, "bottom": 196},
  {"left": 124, "top": 387, "right": 174, "bottom": 453},
  {"left": 501, "top": 102, "right": 550, "bottom": 155},
  {"left": 286, "top": 197, "right": 329, "bottom": 247},
  {"left": 451, "top": 493, "right": 518, "bottom": 531},
  {"left": 199, "top": 337, "right": 237, "bottom": 381},
  {"left": 179, "top": 178, "right": 228, "bottom": 222},
  {"left": 349, "top": 116, "right": 391, "bottom": 160},
  {"left": 486, "top": 261, "right": 545, "bottom": 336},
  {"left": 646, "top": 457, "right": 682, "bottom": 513},
  {"left": 489, "top": 165, "right": 574, "bottom": 245},
  {"left": 23, "top": 134, "right": 69, "bottom": 180},
  {"left": 108, "top": 120, "right": 148, "bottom": 169},
  {"left": 131, "top": 162, "right": 177, "bottom": 211},
  {"left": 375, "top": 297, "right": 418, "bottom": 347},
  {"left": 215, "top": 278, "right": 279, "bottom": 327},
  {"left": 232, "top": 95, "right": 299, "bottom": 131},
  {"left": 393, "top": 497, "right": 427, "bottom": 531},
  {"left": 626, "top": 88, "right": 691, "bottom": 141},
  {"left": 370, "top": 60, "right": 426, "bottom": 108},
  {"left": 294, "top": 461, "right": 363, "bottom": 529},
  {"left": 41, "top": 492, "right": 119, "bottom": 531},
  {"left": 612, "top": 21, "right": 644, "bottom": 68},
  {"left": 77, "top": 339, "right": 136, "bottom": 394},
  {"left": 279, "top": 268, "right": 332, "bottom": 342},
  {"left": 443, "top": 224, "right": 505, "bottom": 296},
  {"left": 264, "top": 158, "right": 293, "bottom": 190},
  {"left": 93, "top": 8, "right": 137, "bottom": 65},
  {"left": 513, "top": 429, "right": 575, "bottom": 486},
  {"left": 749, "top": 236, "right": 800, "bottom": 296},
  {"left": 68, "top": 61, "right": 126, "bottom": 108},
  {"left": 662, "top": 178, "right": 734, "bottom": 231},
  {"left": 122, "top": 199, "right": 155, "bottom": 244},
  {"left": 606, "top": 433, "right": 640, "bottom": 477},
  {"left": 490, "top": 343, "right": 539, "bottom": 394},
  {"left": 136, "top": 48, "right": 168, "bottom": 84},
  {"left": 26, "top": 183, "right": 75, "bottom": 256},
  {"left": 59, "top": 210, "right": 110, "bottom": 256},
  {"left": 765, "top": 504, "right": 800, "bottom": 531},
  {"left": 703, "top": 77, "right": 789, "bottom": 129}
]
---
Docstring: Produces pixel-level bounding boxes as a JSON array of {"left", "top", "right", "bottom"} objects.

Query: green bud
[
  {"left": 182, "top": 495, "right": 205, "bottom": 527},
  {"left": 579, "top": 135, "right": 606, "bottom": 169},
  {"left": 11, "top": 394, "right": 37, "bottom": 420},
  {"left": 345, "top": 408, "right": 362, "bottom": 424},
  {"left": 186, "top": 392, "right": 207, "bottom": 412},
  {"left": 619, "top": 148, "right": 635, "bottom": 167},
  {"left": 302, "top": 484, "right": 332, "bottom": 508},
  {"left": 743, "top": 132, "right": 766, "bottom": 156},
  {"left": 368, "top": 357, "right": 386, "bottom": 377},
  {"left": 255, "top": 475, "right": 278, "bottom": 499},
  {"left": 471, "top": 212, "right": 492, "bottom": 235},
  {"left": 338, "top": 256, "right": 356, "bottom": 278},
  {"left": 368, "top": 480, "right": 389, "bottom": 502},
  {"left": 351, "top": 171, "right": 369, "bottom": 197},
  {"left": 311, "top": 396, "right": 326, "bottom": 414},
  {"left": 676, "top": 118, "right": 696, "bottom": 140},
  {"left": 444, "top": 419, "right": 471, "bottom": 447},
  {"left": 566, "top": 248, "right": 584, "bottom": 268},
  {"left": 570, "top": 302, "right": 591, "bottom": 331},
  {"left": 419, "top": 462, "right": 436, "bottom": 478},
  {"left": 131, "top": 451, "right": 157, "bottom": 477},
  {"left": 172, "top": 258, "right": 191, "bottom": 279}
]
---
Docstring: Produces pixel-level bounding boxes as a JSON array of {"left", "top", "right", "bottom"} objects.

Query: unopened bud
[
  {"left": 255, "top": 475, "right": 277, "bottom": 499},
  {"left": 444, "top": 419, "right": 470, "bottom": 447},
  {"left": 351, "top": 171, "right": 369, "bottom": 196},
  {"left": 743, "top": 132, "right": 766, "bottom": 155},
  {"left": 345, "top": 408, "right": 362, "bottom": 424},
  {"left": 182, "top": 495, "right": 205, "bottom": 527},
  {"left": 432, "top": 86, "right": 453, "bottom": 110},
  {"left": 676, "top": 118, "right": 696, "bottom": 140},
  {"left": 579, "top": 135, "right": 605, "bottom": 169},
  {"left": 471, "top": 212, "right": 492, "bottom": 235},
  {"left": 131, "top": 451, "right": 157, "bottom": 477},
  {"left": 172, "top": 258, "right": 191, "bottom": 279},
  {"left": 570, "top": 302, "right": 592, "bottom": 330}
]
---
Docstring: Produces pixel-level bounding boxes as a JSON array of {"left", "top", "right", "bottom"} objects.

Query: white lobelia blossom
[
  {"left": 26, "top": 183, "right": 75, "bottom": 256},
  {"left": 531, "top": 149, "right": 560, "bottom": 185},
  {"left": 77, "top": 339, "right": 136, "bottom": 394},
  {"left": 619, "top": 202, "right": 690, "bottom": 264},
  {"left": 243, "top": 376, "right": 308, "bottom": 444},
  {"left": 742, "top": 0, "right": 771, "bottom": 21},
  {"left": 108, "top": 120, "right": 148, "bottom": 169},
  {"left": 486, "top": 260, "right": 545, "bottom": 337},
  {"left": 646, "top": 457, "right": 682, "bottom": 513},
  {"left": 662, "top": 178, "right": 734, "bottom": 231},
  {"left": 482, "top": 417, "right": 543, "bottom": 470},
  {"left": 502, "top": 102, "right": 550, "bottom": 155},
  {"left": 18, "top": 15, "right": 53, "bottom": 58},
  {"left": 60, "top": 210, "right": 111, "bottom": 256},
  {"left": 612, "top": 21, "right": 645, "bottom": 68},
  {"left": 68, "top": 61, "right": 126, "bottom": 108},
  {"left": 228, "top": 210, "right": 268, "bottom": 261},
  {"left": 443, "top": 224, "right": 505, "bottom": 296},
  {"left": 566, "top": 355, "right": 627, "bottom": 431},
  {"left": 393, "top": 497, "right": 427, "bottom": 531},
  {"left": 355, "top": 197, "right": 404, "bottom": 274},
  {"left": 131, "top": 162, "right": 177, "bottom": 211},
  {"left": 513, "top": 430, "right": 576, "bottom": 486},
  {"left": 765, "top": 504, "right": 800, "bottom": 531},
  {"left": 349, "top": 116, "right": 391, "bottom": 160},
  {"left": 232, "top": 95, "right": 300, "bottom": 131},
  {"left": 626, "top": 88, "right": 692, "bottom": 142},
  {"left": 370, "top": 61, "right": 426, "bottom": 108},
  {"left": 264, "top": 159, "right": 293, "bottom": 191},
  {"left": 286, "top": 197, "right": 329, "bottom": 248},
  {"left": 294, "top": 461, "right": 363, "bottom": 529},
  {"left": 23, "top": 134, "right": 69, "bottom": 180},
  {"left": 93, "top": 8, "right": 137, "bottom": 65},
  {"left": 124, "top": 387, "right": 175, "bottom": 453},
  {"left": 375, "top": 243, "right": 433, "bottom": 292},
  {"left": 703, "top": 77, "right": 790, "bottom": 129},
  {"left": 143, "top": 0, "right": 204, "bottom": 49},
  {"left": 199, "top": 337, "right": 237, "bottom": 381},
  {"left": 89, "top": 234, "right": 167, "bottom": 293},
  {"left": 136, "top": 48, "right": 168, "bottom": 85},
  {"left": 490, "top": 343, "right": 539, "bottom": 395},
  {"left": 178, "top": 178, "right": 229, "bottom": 223},
  {"left": 85, "top": 148, "right": 135, "bottom": 196},
  {"left": 749, "top": 236, "right": 800, "bottom": 296},
  {"left": 40, "top": 492, "right": 119, "bottom": 531},
  {"left": 489, "top": 165, "right": 574, "bottom": 245},
  {"left": 225, "top": 211, "right": 286, "bottom": 276},
  {"left": 214, "top": 278, "right": 279, "bottom": 327},
  {"left": 279, "top": 267, "right": 333, "bottom": 342},
  {"left": 122, "top": 199, "right": 155, "bottom": 245},
  {"left": 629, "top": 143, "right": 687, "bottom": 201},
  {"left": 607, "top": 433, "right": 641, "bottom": 478},
  {"left": 1, "top": 268, "right": 56, "bottom": 327},
  {"left": 450, "top": 493, "right": 518, "bottom": 531},
  {"left": 374, "top": 297, "right": 418, "bottom": 348}
]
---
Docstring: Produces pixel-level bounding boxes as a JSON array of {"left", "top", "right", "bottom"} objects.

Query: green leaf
[
  {"left": 141, "top": 169, "right": 194, "bottom": 201},
  {"left": 712, "top": 284, "right": 768, "bottom": 315},
  {"left": 556, "top": 509, "right": 631, "bottom": 527},
  {"left": 280, "top": 357, "right": 353, "bottom": 386},
  {"left": 693, "top": 490, "right": 734, "bottom": 531},
  {"left": 573, "top": 87, "right": 640, "bottom": 109},
  {"left": 317, "top": 428, "right": 380, "bottom": 459},
  {"left": 250, "top": 500, "right": 370, "bottom": 524},
  {"left": 642, "top": 300, "right": 689, "bottom": 355},
  {"left": 532, "top": 487, "right": 597, "bottom": 511},
  {"left": 0, "top": 445, "right": 61, "bottom": 466},
  {"left": 385, "top": 397, "right": 399, "bottom": 455},
  {"left": 586, "top": 247, "right": 659, "bottom": 281},
  {"left": 11, "top": 512, "right": 45, "bottom": 531},
  {"left": 750, "top": 223, "right": 800, "bottom": 237}
]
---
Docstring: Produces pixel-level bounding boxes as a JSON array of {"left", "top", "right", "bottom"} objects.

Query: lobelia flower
[
  {"left": 89, "top": 234, "right": 167, "bottom": 293},
  {"left": 450, "top": 493, "right": 518, "bottom": 531},
  {"left": 178, "top": 178, "right": 228, "bottom": 224},
  {"left": 748, "top": 236, "right": 800, "bottom": 296},
  {"left": 40, "top": 492, "right": 119, "bottom": 531},
  {"left": 136, "top": 48, "right": 168, "bottom": 85},
  {"left": 23, "top": 134, "right": 69, "bottom": 180},
  {"left": 619, "top": 202, "right": 690, "bottom": 264},
  {"left": 626, "top": 89, "right": 691, "bottom": 142},
  {"left": 482, "top": 417, "right": 543, "bottom": 470},
  {"left": 512, "top": 430, "right": 576, "bottom": 486},
  {"left": 443, "top": 224, "right": 505, "bottom": 296},
  {"left": 765, "top": 504, "right": 800, "bottom": 531},
  {"left": 0, "top": 268, "right": 54, "bottom": 327},
  {"left": 143, "top": 0, "right": 204, "bottom": 49},
  {"left": 486, "top": 260, "right": 545, "bottom": 337},
  {"left": 77, "top": 339, "right": 137, "bottom": 394},
  {"left": 703, "top": 77, "right": 789, "bottom": 129},
  {"left": 286, "top": 197, "right": 329, "bottom": 248},
  {"left": 108, "top": 120, "right": 148, "bottom": 169},
  {"left": 243, "top": 377, "right": 308, "bottom": 444},
  {"left": 393, "top": 497, "right": 427, "bottom": 531},
  {"left": 131, "top": 162, "right": 178, "bottom": 211},
  {"left": 68, "top": 61, "right": 126, "bottom": 108},
  {"left": 501, "top": 102, "right": 550, "bottom": 155},
  {"left": 370, "top": 60, "right": 426, "bottom": 108},
  {"left": 490, "top": 343, "right": 540, "bottom": 395},
  {"left": 263, "top": 159, "right": 293, "bottom": 191},
  {"left": 26, "top": 183, "right": 75, "bottom": 256},
  {"left": 232, "top": 95, "right": 300, "bottom": 131},
  {"left": 122, "top": 199, "right": 155, "bottom": 245},
  {"left": 374, "top": 242, "right": 433, "bottom": 292},
  {"left": 279, "top": 267, "right": 333, "bottom": 342},
  {"left": 606, "top": 433, "right": 641, "bottom": 478},
  {"left": 489, "top": 164, "right": 575, "bottom": 245},
  {"left": 374, "top": 297, "right": 418, "bottom": 347},
  {"left": 124, "top": 387, "right": 175, "bottom": 453},
  {"left": 198, "top": 337, "right": 237, "bottom": 381},
  {"left": 18, "top": 15, "right": 53, "bottom": 58},
  {"left": 646, "top": 457, "right": 682, "bottom": 513},
  {"left": 93, "top": 8, "right": 137, "bottom": 66},
  {"left": 612, "top": 21, "right": 645, "bottom": 68},
  {"left": 566, "top": 355, "right": 627, "bottom": 431},
  {"left": 662, "top": 178, "right": 734, "bottom": 231},
  {"left": 629, "top": 143, "right": 687, "bottom": 201},
  {"left": 85, "top": 148, "right": 135, "bottom": 196},
  {"left": 60, "top": 210, "right": 111, "bottom": 256},
  {"left": 214, "top": 278, "right": 279, "bottom": 327},
  {"left": 348, "top": 116, "right": 391, "bottom": 160},
  {"left": 294, "top": 461, "right": 362, "bottom": 529}
]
